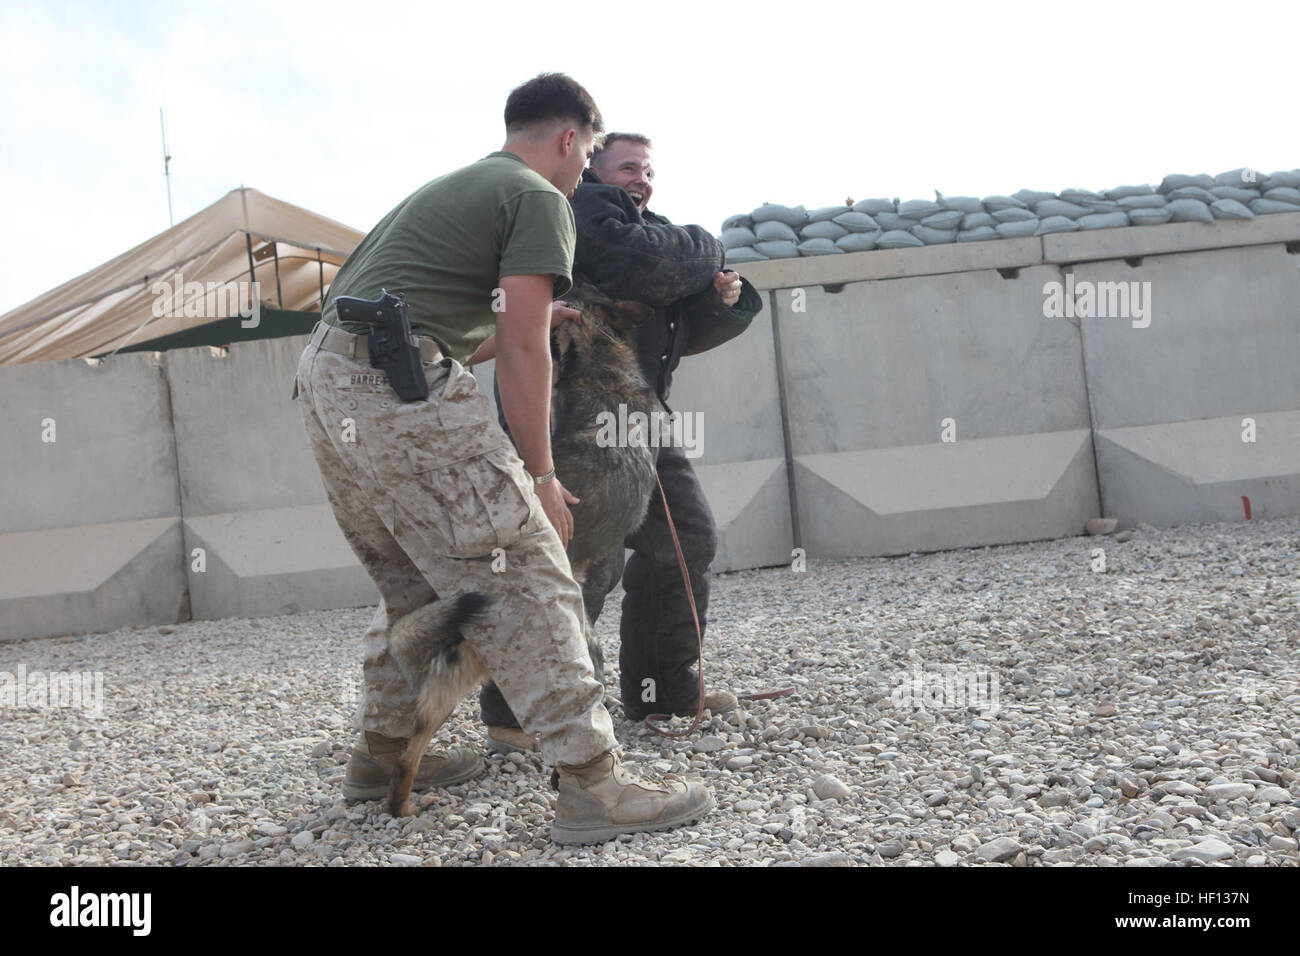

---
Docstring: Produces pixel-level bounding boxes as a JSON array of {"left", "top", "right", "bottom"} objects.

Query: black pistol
[{"left": 333, "top": 289, "right": 429, "bottom": 402}]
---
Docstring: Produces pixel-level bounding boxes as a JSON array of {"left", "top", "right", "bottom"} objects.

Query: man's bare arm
[
  {"left": 494, "top": 274, "right": 579, "bottom": 545},
  {"left": 466, "top": 300, "right": 581, "bottom": 367}
]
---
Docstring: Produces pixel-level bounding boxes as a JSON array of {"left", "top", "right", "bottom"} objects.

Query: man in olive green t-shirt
[
  {"left": 294, "top": 73, "right": 713, "bottom": 843},
  {"left": 321, "top": 144, "right": 586, "bottom": 542},
  {"left": 323, "top": 151, "right": 576, "bottom": 367}
]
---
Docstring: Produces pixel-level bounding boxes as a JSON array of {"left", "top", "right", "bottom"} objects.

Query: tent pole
[
  {"left": 317, "top": 249, "right": 325, "bottom": 309},
  {"left": 244, "top": 232, "right": 257, "bottom": 316},
  {"left": 272, "top": 242, "right": 283, "bottom": 308}
]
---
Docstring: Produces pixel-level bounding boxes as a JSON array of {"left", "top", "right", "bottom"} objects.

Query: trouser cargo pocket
[{"left": 398, "top": 443, "right": 540, "bottom": 559}]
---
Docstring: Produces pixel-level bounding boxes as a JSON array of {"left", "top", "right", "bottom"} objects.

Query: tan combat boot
[
  {"left": 342, "top": 731, "right": 483, "bottom": 802},
  {"left": 486, "top": 726, "right": 540, "bottom": 756},
  {"left": 551, "top": 750, "right": 714, "bottom": 844}
]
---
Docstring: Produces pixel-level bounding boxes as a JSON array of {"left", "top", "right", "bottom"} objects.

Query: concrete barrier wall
[
  {"left": 0, "top": 352, "right": 186, "bottom": 640},
  {"left": 733, "top": 211, "right": 1300, "bottom": 549},
  {"left": 645, "top": 308, "right": 793, "bottom": 572},
  {"left": 6, "top": 212, "right": 1299, "bottom": 637},
  {"left": 1031, "top": 217, "right": 1300, "bottom": 530},
  {"left": 773, "top": 266, "right": 1099, "bottom": 557},
  {"left": 164, "top": 335, "right": 377, "bottom": 619},
  {"left": 1069, "top": 243, "right": 1300, "bottom": 527}
]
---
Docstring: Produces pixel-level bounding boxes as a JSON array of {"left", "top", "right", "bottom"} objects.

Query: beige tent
[{"left": 0, "top": 187, "right": 363, "bottom": 365}]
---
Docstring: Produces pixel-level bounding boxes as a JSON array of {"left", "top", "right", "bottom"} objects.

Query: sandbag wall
[{"left": 722, "top": 168, "right": 1300, "bottom": 262}]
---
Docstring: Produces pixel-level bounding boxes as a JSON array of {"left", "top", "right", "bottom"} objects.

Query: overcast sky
[{"left": 1, "top": 0, "right": 1295, "bottom": 316}]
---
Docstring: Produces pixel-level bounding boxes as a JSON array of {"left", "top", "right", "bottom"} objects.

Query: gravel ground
[{"left": 2, "top": 516, "right": 1298, "bottom": 867}]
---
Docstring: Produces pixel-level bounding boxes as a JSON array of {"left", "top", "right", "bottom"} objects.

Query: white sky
[{"left": 1, "top": 0, "right": 1296, "bottom": 316}]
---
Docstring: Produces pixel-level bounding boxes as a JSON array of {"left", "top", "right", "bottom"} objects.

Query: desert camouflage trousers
[{"left": 293, "top": 323, "right": 617, "bottom": 766}]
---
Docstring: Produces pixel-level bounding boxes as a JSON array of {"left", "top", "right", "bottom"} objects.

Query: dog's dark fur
[
  {"left": 549, "top": 289, "right": 660, "bottom": 578},
  {"left": 384, "top": 288, "right": 661, "bottom": 816}
]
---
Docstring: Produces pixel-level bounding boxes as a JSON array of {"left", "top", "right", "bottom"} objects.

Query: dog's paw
[{"left": 387, "top": 797, "right": 419, "bottom": 818}]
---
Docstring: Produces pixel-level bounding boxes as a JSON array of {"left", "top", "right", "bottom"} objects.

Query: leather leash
[{"left": 642, "top": 470, "right": 794, "bottom": 739}]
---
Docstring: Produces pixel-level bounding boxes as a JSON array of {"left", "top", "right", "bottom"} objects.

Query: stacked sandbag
[
  {"left": 716, "top": 168, "right": 1300, "bottom": 261},
  {"left": 718, "top": 212, "right": 764, "bottom": 263}
]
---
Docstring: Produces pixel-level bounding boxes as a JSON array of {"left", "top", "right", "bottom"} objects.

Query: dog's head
[
  {"left": 577, "top": 296, "right": 654, "bottom": 340},
  {"left": 553, "top": 283, "right": 654, "bottom": 358}
]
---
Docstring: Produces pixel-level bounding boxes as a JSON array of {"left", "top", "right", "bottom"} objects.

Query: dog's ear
[
  {"left": 551, "top": 321, "right": 578, "bottom": 360},
  {"left": 568, "top": 281, "right": 605, "bottom": 306},
  {"left": 611, "top": 301, "right": 655, "bottom": 327}
]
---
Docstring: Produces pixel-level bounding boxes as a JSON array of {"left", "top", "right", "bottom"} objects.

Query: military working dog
[{"left": 382, "top": 289, "right": 660, "bottom": 817}]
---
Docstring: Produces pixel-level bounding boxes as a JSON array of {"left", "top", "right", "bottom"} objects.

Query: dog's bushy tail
[{"left": 388, "top": 593, "right": 492, "bottom": 732}]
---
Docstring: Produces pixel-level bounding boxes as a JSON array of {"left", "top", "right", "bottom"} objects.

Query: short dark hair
[
  {"left": 504, "top": 73, "right": 603, "bottom": 134},
  {"left": 591, "top": 132, "right": 653, "bottom": 167}
]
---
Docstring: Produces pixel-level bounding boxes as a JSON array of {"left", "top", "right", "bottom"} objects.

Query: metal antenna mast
[{"left": 159, "top": 107, "right": 174, "bottom": 227}]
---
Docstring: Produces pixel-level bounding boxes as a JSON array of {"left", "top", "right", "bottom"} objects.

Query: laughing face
[{"left": 592, "top": 140, "right": 654, "bottom": 212}]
